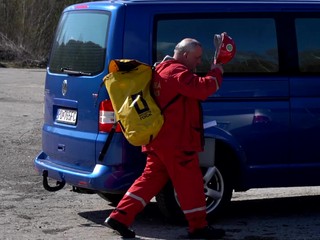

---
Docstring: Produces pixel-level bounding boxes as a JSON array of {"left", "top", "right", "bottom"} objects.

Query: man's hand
[{"left": 211, "top": 63, "right": 224, "bottom": 74}]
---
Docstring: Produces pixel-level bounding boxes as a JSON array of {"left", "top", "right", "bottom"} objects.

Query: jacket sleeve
[{"left": 171, "top": 64, "right": 223, "bottom": 101}]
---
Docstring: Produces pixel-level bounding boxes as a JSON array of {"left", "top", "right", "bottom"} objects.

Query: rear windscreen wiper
[{"left": 61, "top": 67, "right": 92, "bottom": 76}]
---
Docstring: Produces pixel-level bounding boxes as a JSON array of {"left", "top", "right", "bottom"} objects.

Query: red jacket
[{"left": 142, "top": 59, "right": 223, "bottom": 152}]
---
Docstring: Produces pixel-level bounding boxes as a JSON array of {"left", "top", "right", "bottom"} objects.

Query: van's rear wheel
[{"left": 156, "top": 160, "right": 233, "bottom": 222}]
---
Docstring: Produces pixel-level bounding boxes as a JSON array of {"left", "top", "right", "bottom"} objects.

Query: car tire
[{"left": 156, "top": 151, "right": 234, "bottom": 222}]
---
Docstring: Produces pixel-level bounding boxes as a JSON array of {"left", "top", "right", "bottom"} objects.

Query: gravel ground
[{"left": 1, "top": 68, "right": 320, "bottom": 240}]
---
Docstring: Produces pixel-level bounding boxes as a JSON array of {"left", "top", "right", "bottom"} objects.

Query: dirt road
[{"left": 1, "top": 68, "right": 320, "bottom": 240}]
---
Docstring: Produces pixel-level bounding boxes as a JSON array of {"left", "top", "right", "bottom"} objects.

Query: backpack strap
[
  {"left": 161, "top": 94, "right": 180, "bottom": 114},
  {"left": 98, "top": 121, "right": 118, "bottom": 162}
]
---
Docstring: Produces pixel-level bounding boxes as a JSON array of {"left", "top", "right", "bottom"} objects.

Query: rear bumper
[{"left": 34, "top": 151, "right": 135, "bottom": 193}]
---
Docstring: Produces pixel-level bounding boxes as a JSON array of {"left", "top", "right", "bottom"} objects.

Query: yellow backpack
[{"left": 103, "top": 59, "right": 163, "bottom": 146}]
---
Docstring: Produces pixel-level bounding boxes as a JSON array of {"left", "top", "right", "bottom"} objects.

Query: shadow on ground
[{"left": 78, "top": 194, "right": 320, "bottom": 239}]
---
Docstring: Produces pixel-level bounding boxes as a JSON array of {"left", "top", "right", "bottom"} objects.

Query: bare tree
[{"left": 0, "top": 0, "right": 91, "bottom": 66}]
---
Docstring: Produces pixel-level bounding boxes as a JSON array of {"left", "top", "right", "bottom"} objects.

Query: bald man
[{"left": 105, "top": 38, "right": 225, "bottom": 239}]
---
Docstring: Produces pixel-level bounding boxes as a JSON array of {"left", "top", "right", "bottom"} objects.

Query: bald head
[
  {"left": 174, "top": 38, "right": 202, "bottom": 55},
  {"left": 173, "top": 38, "right": 203, "bottom": 71}
]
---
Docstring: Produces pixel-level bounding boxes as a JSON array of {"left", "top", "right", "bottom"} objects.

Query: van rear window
[
  {"left": 156, "top": 18, "right": 278, "bottom": 74},
  {"left": 49, "top": 11, "right": 109, "bottom": 75}
]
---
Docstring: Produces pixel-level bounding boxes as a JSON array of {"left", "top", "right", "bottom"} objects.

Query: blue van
[{"left": 34, "top": 0, "right": 320, "bottom": 219}]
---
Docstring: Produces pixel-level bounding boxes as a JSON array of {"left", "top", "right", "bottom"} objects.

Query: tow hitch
[{"left": 42, "top": 170, "right": 66, "bottom": 192}]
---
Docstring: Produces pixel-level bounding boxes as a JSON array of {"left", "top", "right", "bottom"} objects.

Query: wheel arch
[{"left": 204, "top": 126, "right": 247, "bottom": 190}]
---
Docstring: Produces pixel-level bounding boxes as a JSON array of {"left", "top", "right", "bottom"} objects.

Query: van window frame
[
  {"left": 279, "top": 12, "right": 320, "bottom": 76},
  {"left": 153, "top": 12, "right": 282, "bottom": 76},
  {"left": 153, "top": 12, "right": 320, "bottom": 76},
  {"left": 49, "top": 10, "right": 110, "bottom": 76}
]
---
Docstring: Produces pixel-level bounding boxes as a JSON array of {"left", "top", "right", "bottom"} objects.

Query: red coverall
[{"left": 109, "top": 59, "right": 223, "bottom": 232}]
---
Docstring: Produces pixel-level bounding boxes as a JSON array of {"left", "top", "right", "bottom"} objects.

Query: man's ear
[{"left": 183, "top": 52, "right": 188, "bottom": 59}]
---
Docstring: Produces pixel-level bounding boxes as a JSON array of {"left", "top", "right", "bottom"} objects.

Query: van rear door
[{"left": 42, "top": 9, "right": 110, "bottom": 171}]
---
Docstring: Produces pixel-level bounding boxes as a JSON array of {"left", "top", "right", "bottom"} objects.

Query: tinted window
[
  {"left": 296, "top": 18, "right": 320, "bottom": 73},
  {"left": 156, "top": 18, "right": 278, "bottom": 74},
  {"left": 49, "top": 11, "right": 109, "bottom": 75}
]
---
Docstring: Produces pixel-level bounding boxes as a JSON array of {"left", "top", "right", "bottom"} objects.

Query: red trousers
[{"left": 109, "top": 149, "right": 207, "bottom": 232}]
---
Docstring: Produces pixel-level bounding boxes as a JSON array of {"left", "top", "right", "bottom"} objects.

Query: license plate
[{"left": 56, "top": 108, "right": 77, "bottom": 125}]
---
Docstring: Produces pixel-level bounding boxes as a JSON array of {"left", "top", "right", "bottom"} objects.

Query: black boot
[
  {"left": 104, "top": 217, "right": 136, "bottom": 238},
  {"left": 188, "top": 225, "right": 225, "bottom": 239}
]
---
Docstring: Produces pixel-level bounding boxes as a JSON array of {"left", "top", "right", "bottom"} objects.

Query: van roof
[
  {"left": 93, "top": 0, "right": 320, "bottom": 3},
  {"left": 68, "top": 0, "right": 320, "bottom": 12}
]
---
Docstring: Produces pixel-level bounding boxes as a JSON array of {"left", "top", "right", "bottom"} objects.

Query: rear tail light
[{"left": 99, "top": 100, "right": 121, "bottom": 133}]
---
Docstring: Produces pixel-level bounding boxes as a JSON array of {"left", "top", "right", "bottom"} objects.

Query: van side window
[
  {"left": 156, "top": 18, "right": 278, "bottom": 74},
  {"left": 296, "top": 18, "right": 320, "bottom": 73}
]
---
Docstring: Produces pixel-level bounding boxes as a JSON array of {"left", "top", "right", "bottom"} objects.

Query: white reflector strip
[
  {"left": 183, "top": 206, "right": 206, "bottom": 215},
  {"left": 214, "top": 78, "right": 220, "bottom": 90},
  {"left": 126, "top": 192, "right": 146, "bottom": 207}
]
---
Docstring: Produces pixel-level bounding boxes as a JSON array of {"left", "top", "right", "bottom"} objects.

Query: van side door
[
  {"left": 290, "top": 15, "right": 320, "bottom": 183},
  {"left": 155, "top": 13, "right": 291, "bottom": 187}
]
